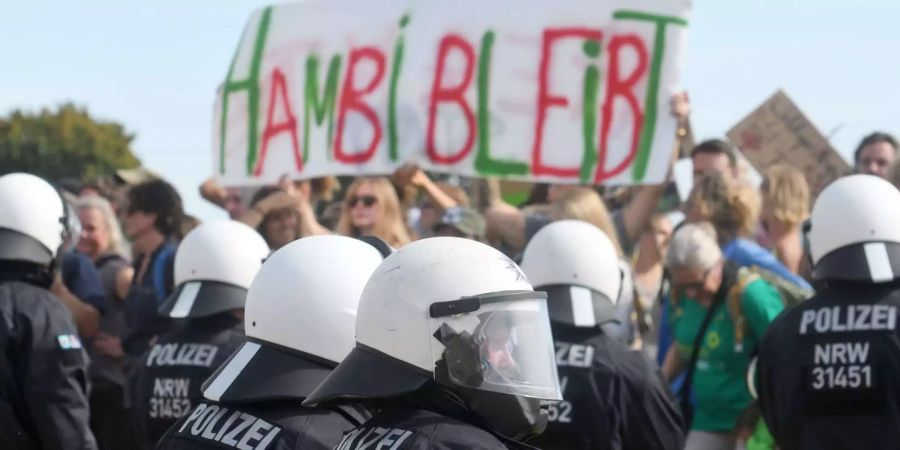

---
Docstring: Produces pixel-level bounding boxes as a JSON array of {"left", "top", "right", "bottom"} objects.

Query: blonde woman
[
  {"left": 685, "top": 172, "right": 760, "bottom": 245},
  {"left": 336, "top": 177, "right": 411, "bottom": 248},
  {"left": 760, "top": 165, "right": 810, "bottom": 275},
  {"left": 550, "top": 187, "right": 625, "bottom": 256},
  {"left": 685, "top": 172, "right": 811, "bottom": 290},
  {"left": 74, "top": 195, "right": 136, "bottom": 449}
]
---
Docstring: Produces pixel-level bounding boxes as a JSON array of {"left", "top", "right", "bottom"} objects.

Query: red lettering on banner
[
  {"left": 595, "top": 35, "right": 648, "bottom": 183},
  {"left": 532, "top": 28, "right": 603, "bottom": 178},
  {"left": 255, "top": 68, "right": 302, "bottom": 176},
  {"left": 426, "top": 35, "right": 477, "bottom": 165},
  {"left": 335, "top": 47, "right": 386, "bottom": 164}
]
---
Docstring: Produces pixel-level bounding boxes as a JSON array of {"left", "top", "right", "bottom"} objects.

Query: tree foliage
[{"left": 0, "top": 103, "right": 140, "bottom": 182}]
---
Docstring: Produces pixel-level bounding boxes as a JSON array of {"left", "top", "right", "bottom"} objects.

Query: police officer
[
  {"left": 304, "top": 237, "right": 563, "bottom": 450},
  {"left": 520, "top": 220, "right": 685, "bottom": 450},
  {"left": 0, "top": 173, "right": 97, "bottom": 450},
  {"left": 156, "top": 235, "right": 385, "bottom": 450},
  {"left": 756, "top": 175, "right": 900, "bottom": 450},
  {"left": 132, "top": 220, "right": 269, "bottom": 449}
]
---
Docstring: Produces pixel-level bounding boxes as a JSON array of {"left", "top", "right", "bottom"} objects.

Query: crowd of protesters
[{"left": 3, "top": 84, "right": 900, "bottom": 450}]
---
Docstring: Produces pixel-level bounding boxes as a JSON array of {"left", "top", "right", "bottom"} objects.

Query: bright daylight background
[{"left": 2, "top": 0, "right": 898, "bottom": 220}]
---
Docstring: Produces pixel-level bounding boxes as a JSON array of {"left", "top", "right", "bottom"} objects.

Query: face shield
[
  {"left": 63, "top": 203, "right": 82, "bottom": 252},
  {"left": 429, "top": 290, "right": 562, "bottom": 402}
]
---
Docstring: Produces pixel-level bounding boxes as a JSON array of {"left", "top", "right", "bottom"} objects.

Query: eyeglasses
[
  {"left": 671, "top": 267, "right": 714, "bottom": 293},
  {"left": 348, "top": 195, "right": 377, "bottom": 208}
]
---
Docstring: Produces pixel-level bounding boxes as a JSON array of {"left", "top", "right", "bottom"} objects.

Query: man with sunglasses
[
  {"left": 121, "top": 179, "right": 185, "bottom": 358},
  {"left": 661, "top": 223, "right": 783, "bottom": 450}
]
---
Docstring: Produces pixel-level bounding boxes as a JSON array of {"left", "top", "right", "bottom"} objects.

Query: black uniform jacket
[
  {"left": 333, "top": 407, "right": 524, "bottom": 450},
  {"left": 0, "top": 279, "right": 97, "bottom": 450},
  {"left": 156, "top": 399, "right": 366, "bottom": 450},
  {"left": 758, "top": 281, "right": 900, "bottom": 450},
  {"left": 528, "top": 325, "right": 685, "bottom": 450},
  {"left": 132, "top": 313, "right": 246, "bottom": 449}
]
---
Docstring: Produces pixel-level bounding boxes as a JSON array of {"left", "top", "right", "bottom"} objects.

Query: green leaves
[{"left": 0, "top": 103, "right": 140, "bottom": 183}]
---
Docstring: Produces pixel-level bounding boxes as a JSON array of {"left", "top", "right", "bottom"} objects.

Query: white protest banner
[{"left": 213, "top": 0, "right": 690, "bottom": 186}]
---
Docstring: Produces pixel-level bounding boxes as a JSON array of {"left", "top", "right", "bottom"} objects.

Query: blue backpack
[
  {"left": 721, "top": 238, "right": 814, "bottom": 350},
  {"left": 150, "top": 243, "right": 176, "bottom": 304},
  {"left": 722, "top": 238, "right": 812, "bottom": 290}
]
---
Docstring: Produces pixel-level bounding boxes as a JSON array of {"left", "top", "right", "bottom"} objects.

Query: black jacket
[
  {"left": 335, "top": 407, "right": 518, "bottom": 450},
  {"left": 155, "top": 399, "right": 365, "bottom": 450},
  {"left": 0, "top": 279, "right": 97, "bottom": 450},
  {"left": 528, "top": 325, "right": 685, "bottom": 450},
  {"left": 131, "top": 313, "right": 246, "bottom": 449},
  {"left": 758, "top": 281, "right": 900, "bottom": 450}
]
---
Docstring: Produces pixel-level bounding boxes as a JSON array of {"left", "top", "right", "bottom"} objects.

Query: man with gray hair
[
  {"left": 667, "top": 222, "right": 723, "bottom": 272},
  {"left": 661, "top": 222, "right": 784, "bottom": 450}
]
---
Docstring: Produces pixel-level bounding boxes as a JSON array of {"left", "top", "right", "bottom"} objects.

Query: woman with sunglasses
[
  {"left": 661, "top": 223, "right": 783, "bottom": 450},
  {"left": 336, "top": 177, "right": 411, "bottom": 248}
]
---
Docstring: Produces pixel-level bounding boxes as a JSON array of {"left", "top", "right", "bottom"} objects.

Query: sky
[{"left": 2, "top": 0, "right": 898, "bottom": 221}]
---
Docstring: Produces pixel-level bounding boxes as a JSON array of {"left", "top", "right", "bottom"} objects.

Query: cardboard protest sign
[
  {"left": 727, "top": 90, "right": 851, "bottom": 197},
  {"left": 214, "top": 0, "right": 691, "bottom": 187}
]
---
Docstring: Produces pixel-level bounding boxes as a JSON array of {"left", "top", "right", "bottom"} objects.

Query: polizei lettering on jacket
[
  {"left": 798, "top": 305, "right": 897, "bottom": 335},
  {"left": 555, "top": 342, "right": 594, "bottom": 368},
  {"left": 146, "top": 342, "right": 219, "bottom": 367},
  {"left": 177, "top": 403, "right": 281, "bottom": 450},
  {"left": 335, "top": 427, "right": 414, "bottom": 450}
]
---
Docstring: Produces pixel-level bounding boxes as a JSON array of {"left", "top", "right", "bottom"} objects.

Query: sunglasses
[
  {"left": 671, "top": 267, "right": 714, "bottom": 293},
  {"left": 348, "top": 195, "right": 377, "bottom": 208}
]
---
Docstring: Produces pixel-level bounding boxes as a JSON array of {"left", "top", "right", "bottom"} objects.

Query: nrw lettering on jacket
[
  {"left": 335, "top": 427, "right": 413, "bottom": 450},
  {"left": 147, "top": 342, "right": 219, "bottom": 367},
  {"left": 177, "top": 403, "right": 281, "bottom": 450}
]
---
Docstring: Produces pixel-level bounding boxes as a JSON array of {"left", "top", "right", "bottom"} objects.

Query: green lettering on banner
[
  {"left": 580, "top": 39, "right": 602, "bottom": 184},
  {"left": 474, "top": 30, "right": 529, "bottom": 176},
  {"left": 612, "top": 10, "right": 687, "bottom": 181},
  {"left": 304, "top": 55, "right": 342, "bottom": 162},
  {"left": 219, "top": 6, "right": 274, "bottom": 175},
  {"left": 388, "top": 14, "right": 410, "bottom": 162}
]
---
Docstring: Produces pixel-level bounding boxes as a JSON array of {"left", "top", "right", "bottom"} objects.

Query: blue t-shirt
[{"left": 62, "top": 251, "right": 109, "bottom": 314}]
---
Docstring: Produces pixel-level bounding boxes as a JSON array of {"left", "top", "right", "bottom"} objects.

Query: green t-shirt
[{"left": 668, "top": 279, "right": 784, "bottom": 432}]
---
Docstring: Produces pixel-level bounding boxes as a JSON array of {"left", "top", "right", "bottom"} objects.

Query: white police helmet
[
  {"left": 304, "top": 237, "right": 562, "bottom": 443},
  {"left": 201, "top": 235, "right": 384, "bottom": 403},
  {"left": 0, "top": 173, "right": 68, "bottom": 266},
  {"left": 520, "top": 220, "right": 623, "bottom": 327},
  {"left": 158, "top": 220, "right": 269, "bottom": 319},
  {"left": 808, "top": 175, "right": 900, "bottom": 283}
]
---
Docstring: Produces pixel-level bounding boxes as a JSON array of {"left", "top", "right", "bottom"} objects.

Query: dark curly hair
[{"left": 127, "top": 179, "right": 184, "bottom": 238}]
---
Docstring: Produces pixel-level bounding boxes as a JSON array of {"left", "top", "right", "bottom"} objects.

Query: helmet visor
[{"left": 429, "top": 291, "right": 562, "bottom": 401}]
